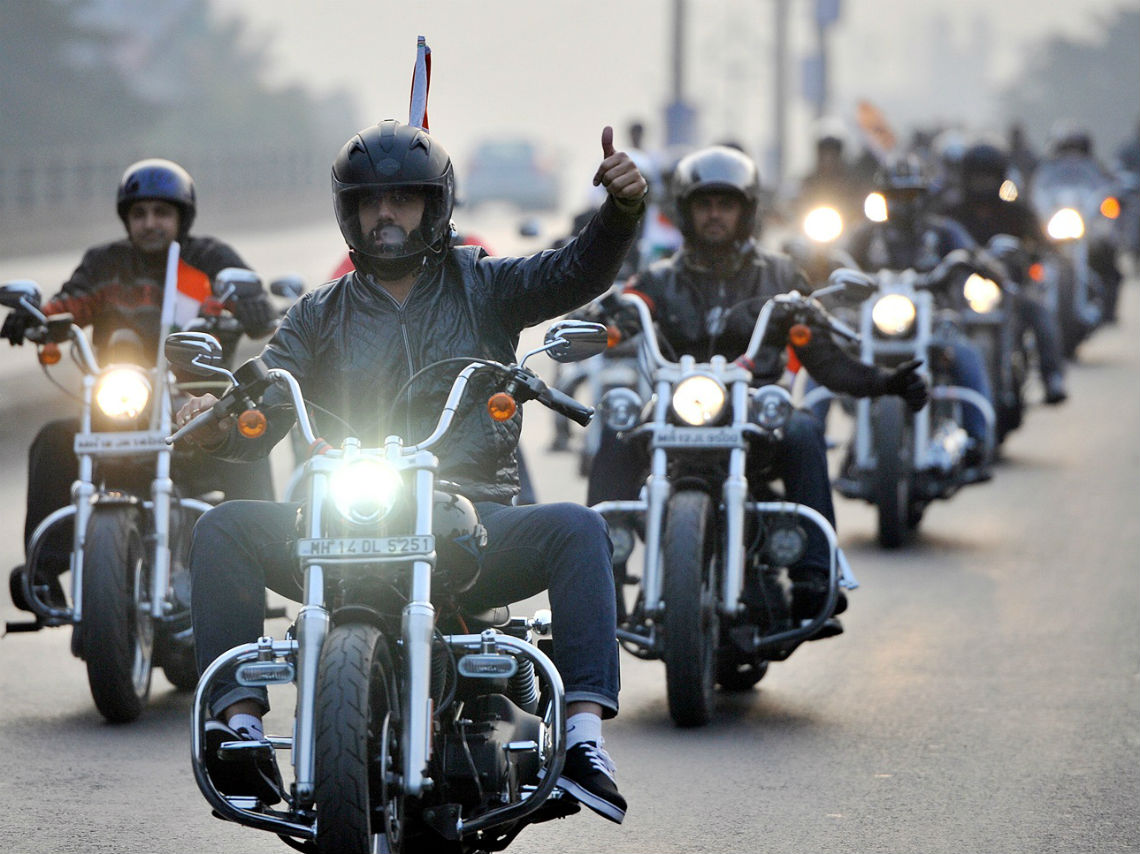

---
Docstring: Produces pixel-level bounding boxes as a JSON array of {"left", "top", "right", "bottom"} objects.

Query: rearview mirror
[
  {"left": 269, "top": 274, "right": 304, "bottom": 301},
  {"left": 0, "top": 280, "right": 43, "bottom": 312},
  {"left": 213, "top": 268, "right": 263, "bottom": 301},
  {"left": 165, "top": 331, "right": 227, "bottom": 376},
  {"left": 821, "top": 268, "right": 878, "bottom": 304},
  {"left": 544, "top": 320, "right": 609, "bottom": 363}
]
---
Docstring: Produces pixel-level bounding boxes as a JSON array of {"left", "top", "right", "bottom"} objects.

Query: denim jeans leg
[
  {"left": 463, "top": 501, "right": 620, "bottom": 718},
  {"left": 950, "top": 341, "right": 993, "bottom": 443}
]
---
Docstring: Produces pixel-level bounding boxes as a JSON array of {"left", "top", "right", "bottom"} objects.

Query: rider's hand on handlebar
[
  {"left": 0, "top": 309, "right": 36, "bottom": 347},
  {"left": 229, "top": 294, "right": 276, "bottom": 337},
  {"left": 881, "top": 359, "right": 929, "bottom": 412},
  {"left": 175, "top": 393, "right": 233, "bottom": 446}
]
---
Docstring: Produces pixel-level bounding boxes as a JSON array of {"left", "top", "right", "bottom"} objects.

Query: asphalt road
[{"left": 0, "top": 225, "right": 1136, "bottom": 854}]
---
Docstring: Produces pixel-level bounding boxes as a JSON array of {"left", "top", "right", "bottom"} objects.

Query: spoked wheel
[
  {"left": 662, "top": 490, "right": 719, "bottom": 728},
  {"left": 82, "top": 508, "right": 153, "bottom": 723},
  {"left": 315, "top": 623, "right": 402, "bottom": 854},
  {"left": 872, "top": 396, "right": 913, "bottom": 549}
]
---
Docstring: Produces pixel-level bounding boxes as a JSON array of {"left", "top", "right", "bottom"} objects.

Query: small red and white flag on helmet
[{"left": 408, "top": 36, "right": 431, "bottom": 131}]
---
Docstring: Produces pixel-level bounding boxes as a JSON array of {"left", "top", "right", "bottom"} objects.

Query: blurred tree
[
  {"left": 999, "top": 8, "right": 1140, "bottom": 157},
  {"left": 0, "top": 0, "right": 151, "bottom": 152}
]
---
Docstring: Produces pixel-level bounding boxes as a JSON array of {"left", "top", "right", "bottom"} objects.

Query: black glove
[
  {"left": 229, "top": 294, "right": 275, "bottom": 336},
  {"left": 880, "top": 358, "right": 929, "bottom": 412},
  {"left": 0, "top": 309, "right": 35, "bottom": 346}
]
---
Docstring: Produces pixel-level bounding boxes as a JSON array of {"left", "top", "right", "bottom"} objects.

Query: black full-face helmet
[
  {"left": 332, "top": 120, "right": 456, "bottom": 279},
  {"left": 961, "top": 142, "right": 1010, "bottom": 201},
  {"left": 874, "top": 153, "right": 929, "bottom": 224},
  {"left": 672, "top": 145, "right": 762, "bottom": 242},
  {"left": 116, "top": 158, "right": 197, "bottom": 238}
]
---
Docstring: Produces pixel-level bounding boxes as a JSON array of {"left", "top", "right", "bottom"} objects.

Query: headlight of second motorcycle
[
  {"left": 330, "top": 459, "right": 403, "bottom": 526},
  {"left": 94, "top": 366, "right": 151, "bottom": 420},
  {"left": 1047, "top": 207, "right": 1085, "bottom": 241},
  {"left": 871, "top": 293, "right": 917, "bottom": 337},
  {"left": 599, "top": 387, "right": 644, "bottom": 431},
  {"left": 671, "top": 374, "right": 726, "bottom": 426},
  {"left": 802, "top": 206, "right": 844, "bottom": 243},
  {"left": 962, "top": 273, "right": 1002, "bottom": 314}
]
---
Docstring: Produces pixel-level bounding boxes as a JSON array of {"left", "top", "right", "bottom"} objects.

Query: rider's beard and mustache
[{"left": 356, "top": 220, "right": 428, "bottom": 281}]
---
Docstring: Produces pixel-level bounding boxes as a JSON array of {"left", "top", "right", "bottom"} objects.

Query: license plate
[
  {"left": 74, "top": 430, "right": 169, "bottom": 455},
  {"left": 296, "top": 535, "right": 435, "bottom": 559},
  {"left": 652, "top": 426, "right": 743, "bottom": 449}
]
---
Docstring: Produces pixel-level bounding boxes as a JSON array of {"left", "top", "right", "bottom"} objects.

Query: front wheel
[
  {"left": 872, "top": 396, "right": 913, "bottom": 549},
  {"left": 662, "top": 490, "right": 719, "bottom": 727},
  {"left": 315, "top": 623, "right": 402, "bottom": 854},
  {"left": 82, "top": 508, "right": 153, "bottom": 723}
]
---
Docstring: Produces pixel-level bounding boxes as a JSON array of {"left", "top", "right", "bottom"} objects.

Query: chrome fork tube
[
  {"left": 149, "top": 390, "right": 174, "bottom": 619},
  {"left": 70, "top": 374, "right": 97, "bottom": 621},
  {"left": 720, "top": 382, "right": 749, "bottom": 616},
  {"left": 642, "top": 382, "right": 672, "bottom": 615},
  {"left": 402, "top": 466, "right": 436, "bottom": 797}
]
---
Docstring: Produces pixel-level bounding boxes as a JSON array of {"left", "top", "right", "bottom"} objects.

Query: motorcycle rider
[
  {"left": 796, "top": 119, "right": 869, "bottom": 227},
  {"left": 175, "top": 120, "right": 646, "bottom": 823},
  {"left": 585, "top": 145, "right": 929, "bottom": 635},
  {"left": 1, "top": 158, "right": 276, "bottom": 612},
  {"left": 1037, "top": 122, "right": 1125, "bottom": 323},
  {"left": 846, "top": 153, "right": 995, "bottom": 469},
  {"left": 936, "top": 141, "right": 1069, "bottom": 404}
]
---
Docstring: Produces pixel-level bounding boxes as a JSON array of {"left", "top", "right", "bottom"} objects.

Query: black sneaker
[
  {"left": 204, "top": 720, "right": 283, "bottom": 806},
  {"left": 555, "top": 740, "right": 627, "bottom": 824}
]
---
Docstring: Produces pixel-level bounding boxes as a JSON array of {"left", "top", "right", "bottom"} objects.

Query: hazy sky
[{"left": 210, "top": 0, "right": 1138, "bottom": 202}]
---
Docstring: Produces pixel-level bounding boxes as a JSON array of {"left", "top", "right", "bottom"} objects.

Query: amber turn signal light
[
  {"left": 1100, "top": 196, "right": 1121, "bottom": 220},
  {"left": 237, "top": 409, "right": 267, "bottom": 438},
  {"left": 788, "top": 323, "right": 812, "bottom": 347},
  {"left": 487, "top": 392, "right": 517, "bottom": 422},
  {"left": 38, "top": 342, "right": 61, "bottom": 365},
  {"left": 606, "top": 324, "right": 622, "bottom": 348}
]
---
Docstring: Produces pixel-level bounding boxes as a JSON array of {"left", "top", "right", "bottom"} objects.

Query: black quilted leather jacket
[{"left": 213, "top": 197, "right": 641, "bottom": 502}]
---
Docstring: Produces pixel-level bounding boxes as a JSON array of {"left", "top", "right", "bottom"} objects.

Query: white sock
[
  {"left": 566, "top": 712, "right": 602, "bottom": 748},
  {"left": 227, "top": 713, "right": 265, "bottom": 741}
]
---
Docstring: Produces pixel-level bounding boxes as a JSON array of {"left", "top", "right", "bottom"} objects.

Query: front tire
[
  {"left": 872, "top": 396, "right": 913, "bottom": 549},
  {"left": 315, "top": 623, "right": 401, "bottom": 854},
  {"left": 662, "top": 490, "right": 719, "bottom": 727},
  {"left": 82, "top": 508, "right": 153, "bottom": 723}
]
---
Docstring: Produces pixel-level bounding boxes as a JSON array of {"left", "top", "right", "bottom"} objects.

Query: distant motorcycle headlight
[
  {"left": 803, "top": 206, "right": 844, "bottom": 243},
  {"left": 94, "top": 366, "right": 151, "bottom": 420},
  {"left": 864, "top": 192, "right": 888, "bottom": 223},
  {"left": 750, "top": 385, "right": 793, "bottom": 432},
  {"left": 330, "top": 459, "right": 403, "bottom": 525},
  {"left": 871, "top": 294, "right": 917, "bottom": 336},
  {"left": 607, "top": 520, "right": 636, "bottom": 566},
  {"left": 963, "top": 273, "right": 1002, "bottom": 313},
  {"left": 599, "top": 387, "right": 643, "bottom": 431},
  {"left": 671, "top": 374, "right": 726, "bottom": 426},
  {"left": 1047, "top": 207, "right": 1085, "bottom": 240}
]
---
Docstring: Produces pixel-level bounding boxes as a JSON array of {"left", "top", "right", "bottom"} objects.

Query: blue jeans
[
  {"left": 190, "top": 498, "right": 620, "bottom": 719},
  {"left": 948, "top": 341, "right": 992, "bottom": 443}
]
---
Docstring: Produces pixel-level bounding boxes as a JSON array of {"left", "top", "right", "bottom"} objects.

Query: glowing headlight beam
[
  {"left": 330, "top": 459, "right": 403, "bottom": 525},
  {"left": 803, "top": 206, "right": 844, "bottom": 243},
  {"left": 864, "top": 192, "right": 888, "bottom": 223},
  {"left": 671, "top": 375, "right": 726, "bottom": 426},
  {"left": 1047, "top": 208, "right": 1085, "bottom": 241},
  {"left": 871, "top": 294, "right": 917, "bottom": 337},
  {"left": 94, "top": 367, "right": 151, "bottom": 420},
  {"left": 963, "top": 274, "right": 1002, "bottom": 314}
]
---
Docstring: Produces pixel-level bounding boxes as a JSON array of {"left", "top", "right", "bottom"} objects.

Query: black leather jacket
[
  {"left": 213, "top": 197, "right": 641, "bottom": 503},
  {"left": 630, "top": 243, "right": 890, "bottom": 395}
]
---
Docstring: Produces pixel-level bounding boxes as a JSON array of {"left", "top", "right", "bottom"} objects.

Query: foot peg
[{"left": 218, "top": 739, "right": 274, "bottom": 762}]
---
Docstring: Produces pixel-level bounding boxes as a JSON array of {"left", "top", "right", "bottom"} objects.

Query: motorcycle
[
  {"left": 588, "top": 273, "right": 870, "bottom": 727},
  {"left": 166, "top": 319, "right": 609, "bottom": 853},
  {"left": 2, "top": 247, "right": 268, "bottom": 722},
  {"left": 826, "top": 253, "right": 997, "bottom": 548},
  {"left": 781, "top": 201, "right": 861, "bottom": 288},
  {"left": 1030, "top": 156, "right": 1120, "bottom": 354}
]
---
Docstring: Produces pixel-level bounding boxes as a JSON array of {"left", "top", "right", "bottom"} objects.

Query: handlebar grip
[
  {"left": 539, "top": 385, "right": 594, "bottom": 427},
  {"left": 165, "top": 403, "right": 222, "bottom": 445}
]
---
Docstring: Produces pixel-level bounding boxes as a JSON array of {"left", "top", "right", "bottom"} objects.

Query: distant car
[{"left": 460, "top": 140, "right": 561, "bottom": 211}]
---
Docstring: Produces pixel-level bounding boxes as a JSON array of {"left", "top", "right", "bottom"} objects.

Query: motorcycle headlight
[
  {"left": 999, "top": 179, "right": 1019, "bottom": 202},
  {"left": 864, "top": 192, "right": 888, "bottom": 223},
  {"left": 671, "top": 374, "right": 726, "bottom": 426},
  {"left": 1047, "top": 207, "right": 1085, "bottom": 240},
  {"left": 803, "top": 206, "right": 844, "bottom": 243},
  {"left": 599, "top": 387, "right": 643, "bottom": 431},
  {"left": 330, "top": 459, "right": 403, "bottom": 526},
  {"left": 94, "top": 366, "right": 151, "bottom": 420},
  {"left": 871, "top": 294, "right": 917, "bottom": 337},
  {"left": 750, "top": 385, "right": 793, "bottom": 432},
  {"left": 963, "top": 273, "right": 1002, "bottom": 313}
]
